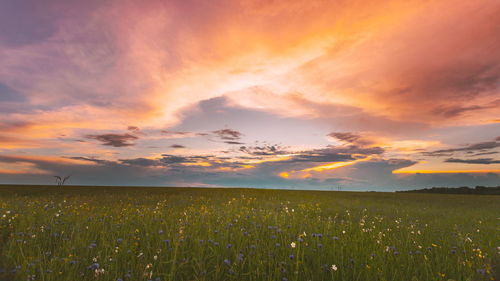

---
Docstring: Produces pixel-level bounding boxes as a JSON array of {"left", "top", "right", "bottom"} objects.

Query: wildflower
[
  {"left": 237, "top": 253, "right": 244, "bottom": 261},
  {"left": 117, "top": 238, "right": 123, "bottom": 243},
  {"left": 158, "top": 230, "right": 164, "bottom": 234},
  {"left": 226, "top": 243, "right": 232, "bottom": 248},
  {"left": 89, "top": 243, "right": 97, "bottom": 249},
  {"left": 88, "top": 263, "right": 100, "bottom": 270},
  {"left": 289, "top": 254, "right": 295, "bottom": 260},
  {"left": 290, "top": 242, "right": 296, "bottom": 248},
  {"left": 450, "top": 249, "right": 456, "bottom": 254},
  {"left": 331, "top": 264, "right": 338, "bottom": 271},
  {"left": 282, "top": 277, "right": 288, "bottom": 281},
  {"left": 224, "top": 259, "right": 231, "bottom": 265},
  {"left": 276, "top": 243, "right": 281, "bottom": 247}
]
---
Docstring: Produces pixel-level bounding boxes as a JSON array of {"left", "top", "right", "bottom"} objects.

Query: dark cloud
[
  {"left": 127, "top": 126, "right": 140, "bottom": 132},
  {"left": 239, "top": 145, "right": 288, "bottom": 156},
  {"left": 170, "top": 144, "right": 186, "bottom": 148},
  {"left": 85, "top": 133, "right": 138, "bottom": 147},
  {"left": 289, "top": 146, "right": 384, "bottom": 163},
  {"left": 471, "top": 151, "right": 498, "bottom": 157},
  {"left": 445, "top": 158, "right": 500, "bottom": 165},
  {"left": 120, "top": 157, "right": 160, "bottom": 167},
  {"left": 328, "top": 132, "right": 360, "bottom": 143},
  {"left": 327, "top": 132, "right": 376, "bottom": 146},
  {"left": 434, "top": 105, "right": 487, "bottom": 118},
  {"left": 224, "top": 141, "right": 245, "bottom": 145},
  {"left": 212, "top": 129, "right": 242, "bottom": 140},
  {"left": 66, "top": 156, "right": 109, "bottom": 164},
  {"left": 159, "top": 154, "right": 193, "bottom": 164},
  {"left": 424, "top": 138, "right": 500, "bottom": 156}
]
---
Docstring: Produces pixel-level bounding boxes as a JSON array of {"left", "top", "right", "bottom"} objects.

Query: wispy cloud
[{"left": 445, "top": 158, "right": 500, "bottom": 165}]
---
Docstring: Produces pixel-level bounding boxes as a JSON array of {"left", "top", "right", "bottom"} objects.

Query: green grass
[{"left": 0, "top": 186, "right": 498, "bottom": 281}]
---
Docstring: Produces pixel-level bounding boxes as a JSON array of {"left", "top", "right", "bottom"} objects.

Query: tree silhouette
[{"left": 54, "top": 175, "right": 71, "bottom": 186}]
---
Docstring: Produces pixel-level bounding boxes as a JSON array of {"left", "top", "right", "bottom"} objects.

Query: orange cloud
[
  {"left": 280, "top": 157, "right": 372, "bottom": 179},
  {"left": 301, "top": 157, "right": 372, "bottom": 172}
]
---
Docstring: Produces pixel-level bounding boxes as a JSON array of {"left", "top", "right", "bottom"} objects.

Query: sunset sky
[{"left": 0, "top": 0, "right": 499, "bottom": 190}]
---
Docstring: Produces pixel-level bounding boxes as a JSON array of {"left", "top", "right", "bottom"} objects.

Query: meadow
[{"left": 0, "top": 186, "right": 498, "bottom": 281}]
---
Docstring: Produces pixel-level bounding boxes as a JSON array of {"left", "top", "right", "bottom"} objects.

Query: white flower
[
  {"left": 331, "top": 264, "right": 338, "bottom": 271},
  {"left": 291, "top": 242, "right": 296, "bottom": 248}
]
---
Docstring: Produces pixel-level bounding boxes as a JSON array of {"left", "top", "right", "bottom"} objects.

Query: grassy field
[{"left": 0, "top": 186, "right": 498, "bottom": 281}]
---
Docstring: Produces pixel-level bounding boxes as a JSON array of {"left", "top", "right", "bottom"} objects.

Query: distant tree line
[{"left": 397, "top": 186, "right": 500, "bottom": 195}]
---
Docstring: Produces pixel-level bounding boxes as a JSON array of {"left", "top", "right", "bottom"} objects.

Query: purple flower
[
  {"left": 224, "top": 259, "right": 231, "bottom": 265},
  {"left": 88, "top": 263, "right": 99, "bottom": 270},
  {"left": 289, "top": 254, "right": 295, "bottom": 260}
]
